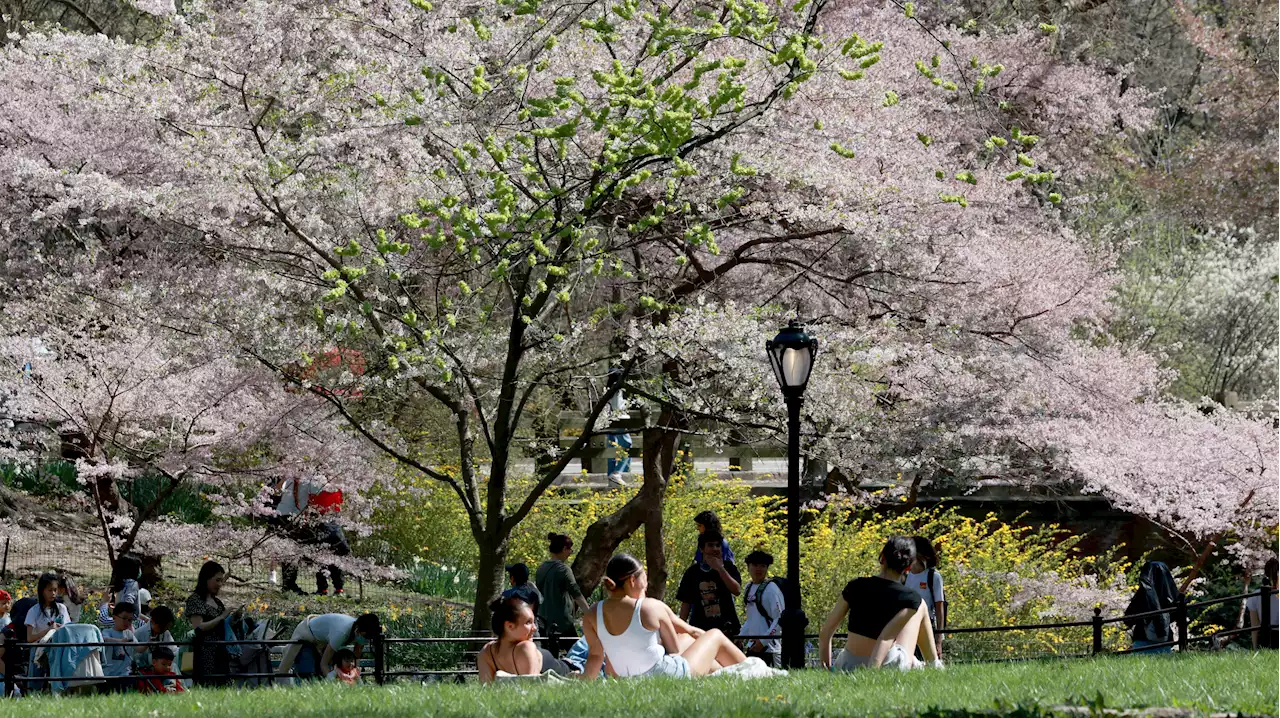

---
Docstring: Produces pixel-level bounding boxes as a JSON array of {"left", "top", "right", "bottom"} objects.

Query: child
[
  {"left": 101, "top": 602, "right": 138, "bottom": 693},
  {"left": 133, "top": 605, "right": 176, "bottom": 672},
  {"left": 327, "top": 648, "right": 360, "bottom": 685},
  {"left": 136, "top": 646, "right": 185, "bottom": 694},
  {"left": 25, "top": 572, "right": 71, "bottom": 642}
]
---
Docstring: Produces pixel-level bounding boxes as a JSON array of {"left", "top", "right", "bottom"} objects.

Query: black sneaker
[{"left": 315, "top": 588, "right": 329, "bottom": 596}]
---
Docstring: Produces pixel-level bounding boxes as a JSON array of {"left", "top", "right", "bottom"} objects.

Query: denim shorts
[
  {"left": 834, "top": 645, "right": 921, "bottom": 671},
  {"left": 642, "top": 654, "right": 691, "bottom": 679}
]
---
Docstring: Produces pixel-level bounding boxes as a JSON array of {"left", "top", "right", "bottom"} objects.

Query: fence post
[
  {"left": 373, "top": 634, "right": 386, "bottom": 685},
  {"left": 1175, "top": 597, "right": 1189, "bottom": 652},
  {"left": 1, "top": 536, "right": 9, "bottom": 580},
  {"left": 1261, "top": 580, "right": 1273, "bottom": 649},
  {"left": 3, "top": 633, "right": 15, "bottom": 697},
  {"left": 190, "top": 629, "right": 205, "bottom": 683},
  {"left": 1092, "top": 607, "right": 1103, "bottom": 655}
]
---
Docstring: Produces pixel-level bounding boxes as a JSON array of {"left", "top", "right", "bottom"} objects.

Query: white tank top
[{"left": 595, "top": 597, "right": 665, "bottom": 677}]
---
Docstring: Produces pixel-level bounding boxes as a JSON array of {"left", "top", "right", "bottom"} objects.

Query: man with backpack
[{"left": 741, "top": 551, "right": 785, "bottom": 667}]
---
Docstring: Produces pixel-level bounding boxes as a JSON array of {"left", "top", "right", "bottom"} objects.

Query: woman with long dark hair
[
  {"left": 184, "top": 561, "right": 237, "bottom": 685},
  {"left": 24, "top": 572, "right": 71, "bottom": 642},
  {"left": 477, "top": 596, "right": 570, "bottom": 682},
  {"left": 582, "top": 553, "right": 747, "bottom": 679},
  {"left": 819, "top": 536, "right": 941, "bottom": 670}
]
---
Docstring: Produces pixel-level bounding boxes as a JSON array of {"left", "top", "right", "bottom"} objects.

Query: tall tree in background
[{"left": 1, "top": 0, "right": 1272, "bottom": 621}]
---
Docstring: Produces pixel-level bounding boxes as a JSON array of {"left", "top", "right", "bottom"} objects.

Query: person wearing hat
[
  {"left": 741, "top": 551, "right": 785, "bottom": 667},
  {"left": 502, "top": 563, "right": 544, "bottom": 632},
  {"left": 0, "top": 589, "right": 12, "bottom": 631}
]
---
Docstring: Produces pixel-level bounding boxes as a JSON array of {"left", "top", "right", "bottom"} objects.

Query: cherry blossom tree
[
  {"left": 1, "top": 0, "right": 1271, "bottom": 624},
  {"left": 0, "top": 275, "right": 392, "bottom": 583}
]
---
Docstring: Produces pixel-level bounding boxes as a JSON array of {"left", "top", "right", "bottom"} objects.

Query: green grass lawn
[{"left": 8, "top": 653, "right": 1277, "bottom": 717}]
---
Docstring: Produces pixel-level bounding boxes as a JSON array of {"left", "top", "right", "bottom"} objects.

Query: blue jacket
[{"left": 47, "top": 623, "right": 104, "bottom": 694}]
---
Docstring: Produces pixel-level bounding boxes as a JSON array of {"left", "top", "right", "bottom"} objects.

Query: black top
[
  {"left": 9, "top": 597, "right": 37, "bottom": 642},
  {"left": 842, "top": 577, "right": 923, "bottom": 639},
  {"left": 676, "top": 561, "right": 742, "bottom": 636}
]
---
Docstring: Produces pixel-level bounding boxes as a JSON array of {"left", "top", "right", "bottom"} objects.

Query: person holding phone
[
  {"left": 25, "top": 573, "right": 71, "bottom": 643},
  {"left": 185, "top": 561, "right": 240, "bottom": 686}
]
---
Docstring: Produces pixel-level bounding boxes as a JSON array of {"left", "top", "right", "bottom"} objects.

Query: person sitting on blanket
[
  {"left": 477, "top": 596, "right": 572, "bottom": 682},
  {"left": 818, "top": 536, "right": 943, "bottom": 671},
  {"left": 582, "top": 553, "right": 748, "bottom": 680}
]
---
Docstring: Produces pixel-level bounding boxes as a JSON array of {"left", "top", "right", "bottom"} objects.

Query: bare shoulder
[{"left": 639, "top": 597, "right": 670, "bottom": 629}]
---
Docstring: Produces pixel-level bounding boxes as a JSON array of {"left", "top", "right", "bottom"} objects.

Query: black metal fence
[{"left": 3, "top": 584, "right": 1272, "bottom": 696}]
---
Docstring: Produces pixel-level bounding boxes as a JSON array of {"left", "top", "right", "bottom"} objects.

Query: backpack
[
  {"left": 745, "top": 577, "right": 788, "bottom": 624},
  {"left": 926, "top": 567, "right": 947, "bottom": 631}
]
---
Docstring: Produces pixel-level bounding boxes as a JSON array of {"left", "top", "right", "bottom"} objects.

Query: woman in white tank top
[{"left": 581, "top": 553, "right": 748, "bottom": 679}]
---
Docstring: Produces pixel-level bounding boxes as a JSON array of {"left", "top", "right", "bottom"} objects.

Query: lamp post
[{"left": 766, "top": 320, "right": 818, "bottom": 669}]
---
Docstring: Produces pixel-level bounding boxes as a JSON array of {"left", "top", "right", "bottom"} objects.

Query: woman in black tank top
[
  {"left": 817, "top": 536, "right": 941, "bottom": 670},
  {"left": 478, "top": 597, "right": 571, "bottom": 682}
]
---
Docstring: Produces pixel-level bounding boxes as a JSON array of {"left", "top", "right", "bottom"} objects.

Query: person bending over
[
  {"left": 477, "top": 597, "right": 571, "bottom": 682},
  {"left": 276, "top": 613, "right": 381, "bottom": 678},
  {"left": 582, "top": 553, "right": 747, "bottom": 679},
  {"left": 819, "top": 536, "right": 941, "bottom": 671}
]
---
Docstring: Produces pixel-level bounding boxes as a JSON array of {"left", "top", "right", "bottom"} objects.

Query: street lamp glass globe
[{"left": 766, "top": 321, "right": 818, "bottom": 394}]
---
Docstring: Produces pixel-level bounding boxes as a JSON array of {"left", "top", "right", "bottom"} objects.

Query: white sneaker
[
  {"left": 929, "top": 658, "right": 945, "bottom": 669},
  {"left": 608, "top": 473, "right": 628, "bottom": 487}
]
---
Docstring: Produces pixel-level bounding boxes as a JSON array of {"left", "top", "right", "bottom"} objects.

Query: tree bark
[
  {"left": 574, "top": 425, "right": 678, "bottom": 596},
  {"left": 472, "top": 531, "right": 508, "bottom": 632}
]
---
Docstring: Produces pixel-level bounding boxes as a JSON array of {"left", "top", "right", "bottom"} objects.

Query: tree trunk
[
  {"left": 139, "top": 554, "right": 164, "bottom": 589},
  {"left": 643, "top": 494, "right": 667, "bottom": 599},
  {"left": 471, "top": 532, "right": 508, "bottom": 632},
  {"left": 574, "top": 425, "right": 678, "bottom": 596}
]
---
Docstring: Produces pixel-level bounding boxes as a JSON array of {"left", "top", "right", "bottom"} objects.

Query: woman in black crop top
[{"left": 818, "top": 536, "right": 941, "bottom": 670}]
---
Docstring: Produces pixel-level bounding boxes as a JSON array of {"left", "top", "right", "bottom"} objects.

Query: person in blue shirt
[{"left": 693, "top": 510, "right": 735, "bottom": 565}]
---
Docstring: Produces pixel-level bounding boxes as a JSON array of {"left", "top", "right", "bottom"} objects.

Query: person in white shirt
[
  {"left": 741, "top": 551, "right": 785, "bottom": 667},
  {"left": 25, "top": 573, "right": 71, "bottom": 643},
  {"left": 1246, "top": 557, "right": 1278, "bottom": 649},
  {"left": 906, "top": 536, "right": 945, "bottom": 657}
]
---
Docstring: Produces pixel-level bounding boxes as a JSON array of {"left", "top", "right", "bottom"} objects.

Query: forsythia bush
[{"left": 370, "top": 466, "right": 1131, "bottom": 656}]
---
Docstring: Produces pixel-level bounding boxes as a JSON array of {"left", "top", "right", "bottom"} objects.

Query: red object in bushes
[{"left": 311, "top": 489, "right": 343, "bottom": 514}]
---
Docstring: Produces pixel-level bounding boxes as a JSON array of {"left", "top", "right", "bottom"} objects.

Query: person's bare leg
[
  {"left": 891, "top": 603, "right": 929, "bottom": 661},
  {"left": 679, "top": 629, "right": 746, "bottom": 676},
  {"left": 915, "top": 605, "right": 939, "bottom": 661}
]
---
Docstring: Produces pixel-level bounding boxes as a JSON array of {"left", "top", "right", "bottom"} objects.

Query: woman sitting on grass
[
  {"left": 819, "top": 536, "right": 942, "bottom": 671},
  {"left": 477, "top": 596, "right": 571, "bottom": 682},
  {"left": 582, "top": 553, "right": 747, "bottom": 679}
]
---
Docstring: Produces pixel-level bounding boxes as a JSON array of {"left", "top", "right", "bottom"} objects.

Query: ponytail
[
  {"left": 602, "top": 554, "right": 642, "bottom": 592},
  {"left": 548, "top": 532, "right": 572, "bottom": 554}
]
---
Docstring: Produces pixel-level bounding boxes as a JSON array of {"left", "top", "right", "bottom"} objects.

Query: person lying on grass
[
  {"left": 582, "top": 553, "right": 747, "bottom": 679},
  {"left": 819, "top": 536, "right": 942, "bottom": 671},
  {"left": 477, "top": 596, "right": 572, "bottom": 682}
]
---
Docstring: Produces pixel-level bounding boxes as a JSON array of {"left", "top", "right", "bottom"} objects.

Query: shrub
[{"left": 369, "top": 464, "right": 1130, "bottom": 660}]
